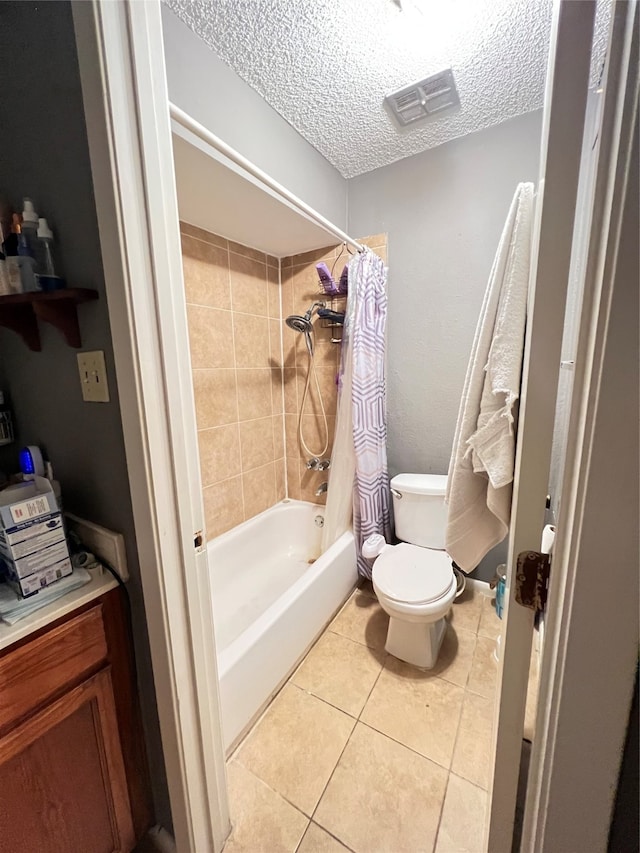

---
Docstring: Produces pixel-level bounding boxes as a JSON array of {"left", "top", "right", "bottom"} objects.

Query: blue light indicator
[{"left": 19, "top": 448, "right": 35, "bottom": 475}]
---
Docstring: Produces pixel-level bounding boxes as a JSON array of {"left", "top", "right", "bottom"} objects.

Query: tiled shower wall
[
  {"left": 181, "top": 223, "right": 285, "bottom": 540},
  {"left": 181, "top": 223, "right": 387, "bottom": 540}
]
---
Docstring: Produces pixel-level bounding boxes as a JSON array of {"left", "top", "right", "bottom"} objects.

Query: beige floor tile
[
  {"left": 361, "top": 658, "right": 464, "bottom": 769},
  {"left": 430, "top": 624, "right": 477, "bottom": 688},
  {"left": 292, "top": 632, "right": 385, "bottom": 717},
  {"left": 466, "top": 636, "right": 498, "bottom": 699},
  {"left": 435, "top": 774, "right": 487, "bottom": 853},
  {"left": 297, "top": 823, "right": 351, "bottom": 852},
  {"left": 477, "top": 595, "right": 502, "bottom": 641},
  {"left": 315, "top": 723, "right": 448, "bottom": 853},
  {"left": 237, "top": 684, "right": 354, "bottom": 816},
  {"left": 451, "top": 691, "right": 495, "bottom": 790},
  {"left": 330, "top": 590, "right": 389, "bottom": 652},
  {"left": 447, "top": 587, "right": 484, "bottom": 634},
  {"left": 225, "top": 761, "right": 308, "bottom": 853}
]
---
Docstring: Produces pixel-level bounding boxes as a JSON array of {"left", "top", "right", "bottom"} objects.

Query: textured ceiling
[{"left": 165, "top": 0, "right": 611, "bottom": 179}]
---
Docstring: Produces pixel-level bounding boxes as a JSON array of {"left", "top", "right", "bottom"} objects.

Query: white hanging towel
[{"left": 445, "top": 182, "right": 534, "bottom": 571}]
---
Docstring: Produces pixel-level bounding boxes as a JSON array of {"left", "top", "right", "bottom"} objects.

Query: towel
[{"left": 445, "top": 183, "right": 534, "bottom": 571}]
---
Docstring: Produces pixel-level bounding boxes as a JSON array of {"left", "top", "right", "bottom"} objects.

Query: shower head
[
  {"left": 285, "top": 313, "right": 313, "bottom": 334},
  {"left": 285, "top": 301, "right": 326, "bottom": 334}
]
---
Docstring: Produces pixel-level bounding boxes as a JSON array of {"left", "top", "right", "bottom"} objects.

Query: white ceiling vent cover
[{"left": 386, "top": 69, "right": 460, "bottom": 128}]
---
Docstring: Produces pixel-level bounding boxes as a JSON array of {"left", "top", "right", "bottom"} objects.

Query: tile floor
[{"left": 224, "top": 583, "right": 538, "bottom": 853}]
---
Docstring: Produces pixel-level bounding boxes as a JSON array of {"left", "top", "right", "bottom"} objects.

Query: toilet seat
[{"left": 373, "top": 543, "right": 454, "bottom": 605}]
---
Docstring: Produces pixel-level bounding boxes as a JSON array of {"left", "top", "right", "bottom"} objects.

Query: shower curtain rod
[{"left": 169, "top": 103, "right": 364, "bottom": 253}]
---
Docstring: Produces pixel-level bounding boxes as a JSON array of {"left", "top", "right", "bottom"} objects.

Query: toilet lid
[{"left": 373, "top": 544, "right": 454, "bottom": 605}]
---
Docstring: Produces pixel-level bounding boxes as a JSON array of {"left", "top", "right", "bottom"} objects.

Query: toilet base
[{"left": 385, "top": 615, "right": 447, "bottom": 669}]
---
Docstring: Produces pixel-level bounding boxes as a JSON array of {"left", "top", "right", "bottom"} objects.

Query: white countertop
[{"left": 0, "top": 570, "right": 119, "bottom": 652}]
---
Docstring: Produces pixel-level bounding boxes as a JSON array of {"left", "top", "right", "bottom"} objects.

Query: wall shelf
[{"left": 0, "top": 288, "right": 99, "bottom": 351}]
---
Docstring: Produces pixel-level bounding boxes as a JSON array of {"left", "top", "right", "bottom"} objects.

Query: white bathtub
[{"left": 209, "top": 500, "right": 357, "bottom": 750}]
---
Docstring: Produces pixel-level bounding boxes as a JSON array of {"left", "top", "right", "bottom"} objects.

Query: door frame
[
  {"left": 72, "top": 2, "right": 229, "bottom": 850},
  {"left": 72, "top": 0, "right": 637, "bottom": 850},
  {"left": 522, "top": 2, "right": 639, "bottom": 849}
]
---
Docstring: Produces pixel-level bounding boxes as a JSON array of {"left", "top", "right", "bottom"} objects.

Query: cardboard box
[
  {"left": 0, "top": 478, "right": 70, "bottom": 597},
  {"left": 7, "top": 558, "right": 73, "bottom": 598}
]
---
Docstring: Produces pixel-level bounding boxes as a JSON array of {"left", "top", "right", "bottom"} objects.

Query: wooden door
[{"left": 0, "top": 668, "right": 135, "bottom": 853}]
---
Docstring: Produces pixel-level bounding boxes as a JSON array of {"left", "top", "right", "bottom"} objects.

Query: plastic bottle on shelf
[
  {"left": 36, "top": 218, "right": 65, "bottom": 290},
  {"left": 18, "top": 199, "right": 40, "bottom": 292},
  {"left": 3, "top": 214, "right": 23, "bottom": 293}
]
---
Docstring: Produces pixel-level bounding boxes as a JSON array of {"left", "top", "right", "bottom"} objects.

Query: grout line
[
  {"left": 225, "top": 237, "right": 244, "bottom": 522},
  {"left": 432, "top": 769, "right": 452, "bottom": 853}
]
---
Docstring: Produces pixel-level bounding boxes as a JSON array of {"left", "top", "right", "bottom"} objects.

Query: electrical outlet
[
  {"left": 65, "top": 513, "right": 129, "bottom": 581},
  {"left": 77, "top": 351, "right": 110, "bottom": 403}
]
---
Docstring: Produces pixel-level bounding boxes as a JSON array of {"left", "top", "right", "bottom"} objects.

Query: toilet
[{"left": 363, "top": 473, "right": 456, "bottom": 669}]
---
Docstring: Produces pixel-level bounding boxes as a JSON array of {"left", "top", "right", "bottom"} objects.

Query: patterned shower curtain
[{"left": 350, "top": 249, "right": 392, "bottom": 578}]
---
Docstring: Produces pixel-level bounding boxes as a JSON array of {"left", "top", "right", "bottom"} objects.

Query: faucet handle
[
  {"left": 317, "top": 458, "right": 331, "bottom": 471},
  {"left": 306, "top": 457, "right": 321, "bottom": 470}
]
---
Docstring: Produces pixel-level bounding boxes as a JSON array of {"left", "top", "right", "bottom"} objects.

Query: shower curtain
[{"left": 321, "top": 249, "right": 391, "bottom": 579}]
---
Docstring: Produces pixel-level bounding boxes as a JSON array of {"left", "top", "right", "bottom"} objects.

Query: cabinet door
[{"left": 0, "top": 667, "right": 135, "bottom": 853}]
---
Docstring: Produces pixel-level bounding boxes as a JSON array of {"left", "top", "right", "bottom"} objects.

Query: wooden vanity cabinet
[{"left": 0, "top": 588, "right": 153, "bottom": 853}]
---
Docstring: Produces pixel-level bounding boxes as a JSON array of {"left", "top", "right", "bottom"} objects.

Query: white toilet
[{"left": 363, "top": 473, "right": 456, "bottom": 669}]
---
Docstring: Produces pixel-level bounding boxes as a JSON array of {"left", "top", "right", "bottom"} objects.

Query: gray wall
[
  {"left": 161, "top": 4, "right": 348, "bottom": 231},
  {"left": 348, "top": 111, "right": 543, "bottom": 479},
  {"left": 0, "top": 1, "right": 171, "bottom": 831}
]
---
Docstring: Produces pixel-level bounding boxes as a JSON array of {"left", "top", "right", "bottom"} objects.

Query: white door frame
[
  {"left": 72, "top": 0, "right": 637, "bottom": 850},
  {"left": 523, "top": 2, "right": 639, "bottom": 849},
  {"left": 72, "top": 2, "right": 229, "bottom": 850},
  {"left": 486, "top": 2, "right": 597, "bottom": 848}
]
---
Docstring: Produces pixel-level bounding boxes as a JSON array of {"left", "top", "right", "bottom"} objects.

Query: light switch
[{"left": 77, "top": 350, "right": 110, "bottom": 403}]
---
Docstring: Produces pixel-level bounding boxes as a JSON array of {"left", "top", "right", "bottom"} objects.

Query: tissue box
[
  {"left": 0, "top": 478, "right": 70, "bottom": 597},
  {"left": 8, "top": 558, "right": 73, "bottom": 598}
]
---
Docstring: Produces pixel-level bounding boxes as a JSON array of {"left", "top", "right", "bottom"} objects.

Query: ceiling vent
[{"left": 386, "top": 69, "right": 460, "bottom": 128}]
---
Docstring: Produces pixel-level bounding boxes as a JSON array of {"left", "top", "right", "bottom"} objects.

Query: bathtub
[{"left": 209, "top": 499, "right": 357, "bottom": 750}]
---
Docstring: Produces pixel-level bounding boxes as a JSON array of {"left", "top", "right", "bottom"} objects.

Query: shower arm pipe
[{"left": 169, "top": 102, "right": 364, "bottom": 254}]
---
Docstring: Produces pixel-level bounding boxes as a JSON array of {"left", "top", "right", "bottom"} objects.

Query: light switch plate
[{"left": 77, "top": 350, "right": 110, "bottom": 403}]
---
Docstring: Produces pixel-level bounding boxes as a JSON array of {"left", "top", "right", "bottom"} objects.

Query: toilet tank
[{"left": 391, "top": 473, "right": 448, "bottom": 549}]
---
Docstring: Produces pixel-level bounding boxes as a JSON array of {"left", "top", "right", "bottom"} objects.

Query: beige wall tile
[
  {"left": 266, "top": 254, "right": 279, "bottom": 268},
  {"left": 187, "top": 305, "right": 234, "bottom": 369},
  {"left": 330, "top": 591, "right": 389, "bottom": 652},
  {"left": 451, "top": 691, "right": 495, "bottom": 789},
  {"left": 237, "top": 684, "right": 354, "bottom": 817},
  {"left": 285, "top": 413, "right": 299, "bottom": 453},
  {"left": 283, "top": 326, "right": 297, "bottom": 368},
  {"left": 181, "top": 236, "right": 231, "bottom": 310},
  {"left": 239, "top": 417, "right": 275, "bottom": 472},
  {"left": 193, "top": 369, "right": 238, "bottom": 429},
  {"left": 435, "top": 774, "right": 487, "bottom": 853},
  {"left": 292, "top": 631, "right": 385, "bottom": 717},
  {"left": 230, "top": 252, "right": 268, "bottom": 316},
  {"left": 275, "top": 458, "right": 286, "bottom": 502},
  {"left": 357, "top": 233, "right": 388, "bottom": 250},
  {"left": 361, "top": 659, "right": 464, "bottom": 769},
  {"left": 315, "top": 723, "right": 447, "bottom": 853},
  {"left": 283, "top": 369, "right": 298, "bottom": 414},
  {"left": 233, "top": 314, "right": 270, "bottom": 369},
  {"left": 299, "top": 415, "right": 335, "bottom": 458},
  {"left": 180, "top": 221, "right": 228, "bottom": 249},
  {"left": 271, "top": 369, "right": 284, "bottom": 415},
  {"left": 236, "top": 369, "right": 273, "bottom": 421},
  {"left": 268, "top": 318, "right": 282, "bottom": 368},
  {"left": 286, "top": 244, "right": 339, "bottom": 268},
  {"left": 229, "top": 240, "right": 266, "bottom": 264},
  {"left": 198, "top": 424, "right": 241, "bottom": 486},
  {"left": 203, "top": 476, "right": 244, "bottom": 540},
  {"left": 273, "top": 416, "right": 285, "bottom": 458},
  {"left": 242, "top": 461, "right": 276, "bottom": 519},
  {"left": 225, "top": 761, "right": 308, "bottom": 853},
  {"left": 286, "top": 460, "right": 301, "bottom": 500},
  {"left": 267, "top": 266, "right": 281, "bottom": 319}
]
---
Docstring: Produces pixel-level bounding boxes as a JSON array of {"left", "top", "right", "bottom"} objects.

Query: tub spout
[{"left": 315, "top": 482, "right": 328, "bottom": 496}]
